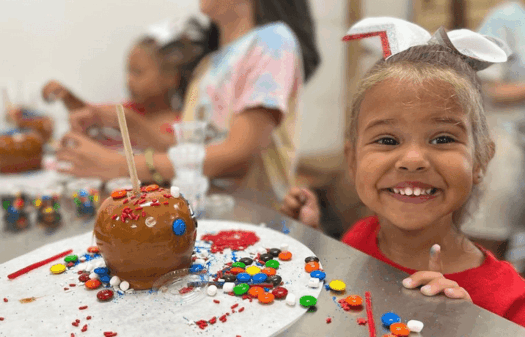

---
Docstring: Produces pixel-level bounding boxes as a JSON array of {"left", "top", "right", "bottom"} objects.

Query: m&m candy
[
  {"left": 233, "top": 283, "right": 249, "bottom": 295},
  {"left": 246, "top": 266, "right": 261, "bottom": 276},
  {"left": 345, "top": 295, "right": 363, "bottom": 307},
  {"left": 248, "top": 286, "right": 265, "bottom": 298},
  {"left": 50, "top": 264, "right": 66, "bottom": 274},
  {"left": 111, "top": 190, "right": 127, "bottom": 199},
  {"left": 381, "top": 312, "right": 401, "bottom": 327},
  {"left": 261, "top": 267, "right": 276, "bottom": 277},
  {"left": 85, "top": 279, "right": 102, "bottom": 290},
  {"left": 305, "top": 261, "right": 319, "bottom": 273},
  {"left": 278, "top": 251, "right": 292, "bottom": 261},
  {"left": 97, "top": 289, "right": 114, "bottom": 302},
  {"left": 265, "top": 260, "right": 280, "bottom": 269},
  {"left": 329, "top": 280, "right": 346, "bottom": 292},
  {"left": 272, "top": 287, "right": 288, "bottom": 299},
  {"left": 390, "top": 323, "right": 410, "bottom": 336},
  {"left": 299, "top": 295, "right": 317, "bottom": 307},
  {"left": 258, "top": 292, "right": 275, "bottom": 304}
]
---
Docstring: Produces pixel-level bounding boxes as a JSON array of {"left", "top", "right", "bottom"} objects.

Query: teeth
[
  {"left": 413, "top": 188, "right": 421, "bottom": 196},
  {"left": 426, "top": 189, "right": 432, "bottom": 194},
  {"left": 390, "top": 187, "right": 436, "bottom": 196},
  {"left": 393, "top": 188, "right": 399, "bottom": 194},
  {"left": 404, "top": 187, "right": 413, "bottom": 196},
  {"left": 399, "top": 189, "right": 405, "bottom": 195}
]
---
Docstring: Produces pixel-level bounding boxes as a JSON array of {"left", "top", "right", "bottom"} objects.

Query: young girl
[
  {"left": 57, "top": 0, "right": 321, "bottom": 205},
  {"left": 282, "top": 17, "right": 525, "bottom": 327}
]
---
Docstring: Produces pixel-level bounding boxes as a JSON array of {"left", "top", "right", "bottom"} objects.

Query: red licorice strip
[
  {"left": 201, "top": 230, "right": 260, "bottom": 253},
  {"left": 8, "top": 249, "right": 73, "bottom": 280},
  {"left": 365, "top": 291, "right": 376, "bottom": 337}
]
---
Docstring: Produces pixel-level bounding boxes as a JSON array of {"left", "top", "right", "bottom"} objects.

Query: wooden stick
[{"left": 116, "top": 105, "right": 140, "bottom": 195}]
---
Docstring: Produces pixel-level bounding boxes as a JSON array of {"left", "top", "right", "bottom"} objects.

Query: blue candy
[
  {"left": 381, "top": 312, "right": 401, "bottom": 327},
  {"left": 94, "top": 267, "right": 109, "bottom": 276},
  {"left": 79, "top": 189, "right": 89, "bottom": 197},
  {"left": 99, "top": 275, "right": 111, "bottom": 283},
  {"left": 172, "top": 219, "right": 186, "bottom": 236},
  {"left": 236, "top": 273, "right": 251, "bottom": 283},
  {"left": 252, "top": 273, "right": 268, "bottom": 283},
  {"left": 189, "top": 264, "right": 204, "bottom": 273},
  {"left": 310, "top": 270, "right": 326, "bottom": 280}
]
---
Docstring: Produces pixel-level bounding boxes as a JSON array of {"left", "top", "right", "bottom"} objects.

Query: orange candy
[
  {"left": 382, "top": 335, "right": 396, "bottom": 337},
  {"left": 278, "top": 251, "right": 292, "bottom": 261},
  {"left": 144, "top": 184, "right": 159, "bottom": 192},
  {"left": 248, "top": 286, "right": 265, "bottom": 298},
  {"left": 305, "top": 261, "right": 320, "bottom": 273},
  {"left": 261, "top": 267, "right": 276, "bottom": 276},
  {"left": 87, "top": 246, "right": 99, "bottom": 254},
  {"left": 258, "top": 292, "right": 275, "bottom": 304},
  {"left": 85, "top": 279, "right": 102, "bottom": 290},
  {"left": 344, "top": 295, "right": 363, "bottom": 306},
  {"left": 390, "top": 323, "right": 410, "bottom": 336},
  {"left": 111, "top": 190, "right": 127, "bottom": 199},
  {"left": 229, "top": 267, "right": 245, "bottom": 275}
]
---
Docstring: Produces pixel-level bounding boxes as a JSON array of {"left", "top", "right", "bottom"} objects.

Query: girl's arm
[
  {"left": 42, "top": 80, "right": 86, "bottom": 112},
  {"left": 133, "top": 107, "right": 279, "bottom": 181},
  {"left": 484, "top": 82, "right": 525, "bottom": 105}
]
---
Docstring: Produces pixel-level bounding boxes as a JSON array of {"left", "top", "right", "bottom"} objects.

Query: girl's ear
[
  {"left": 344, "top": 140, "right": 356, "bottom": 186},
  {"left": 473, "top": 140, "right": 495, "bottom": 185}
]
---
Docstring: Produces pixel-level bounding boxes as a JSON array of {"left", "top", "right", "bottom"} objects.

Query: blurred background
[{"left": 1, "top": 0, "right": 525, "bottom": 269}]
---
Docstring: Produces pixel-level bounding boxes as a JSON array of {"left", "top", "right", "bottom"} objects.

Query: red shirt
[{"left": 341, "top": 216, "right": 525, "bottom": 327}]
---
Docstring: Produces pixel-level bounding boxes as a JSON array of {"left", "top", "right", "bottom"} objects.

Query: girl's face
[
  {"left": 347, "top": 78, "right": 482, "bottom": 231},
  {"left": 126, "top": 46, "right": 177, "bottom": 105}
]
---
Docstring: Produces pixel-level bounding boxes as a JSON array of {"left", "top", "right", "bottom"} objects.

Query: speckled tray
[{"left": 0, "top": 220, "right": 323, "bottom": 337}]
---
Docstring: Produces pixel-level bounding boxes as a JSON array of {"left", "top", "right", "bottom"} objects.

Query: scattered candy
[
  {"left": 223, "top": 282, "right": 235, "bottom": 293},
  {"left": 231, "top": 262, "right": 246, "bottom": 268},
  {"left": 259, "top": 253, "right": 273, "bottom": 263},
  {"left": 233, "top": 284, "right": 250, "bottom": 296},
  {"left": 308, "top": 278, "right": 320, "bottom": 288},
  {"left": 258, "top": 292, "right": 275, "bottom": 304},
  {"left": 261, "top": 267, "right": 276, "bottom": 277},
  {"left": 97, "top": 289, "right": 114, "bottom": 302},
  {"left": 272, "top": 287, "right": 288, "bottom": 299},
  {"left": 265, "top": 260, "right": 280, "bottom": 269},
  {"left": 190, "top": 264, "right": 204, "bottom": 273},
  {"left": 326, "top": 317, "right": 332, "bottom": 324},
  {"left": 109, "top": 276, "right": 121, "bottom": 286},
  {"left": 381, "top": 312, "right": 401, "bottom": 327},
  {"left": 390, "top": 323, "right": 410, "bottom": 336},
  {"left": 280, "top": 243, "right": 289, "bottom": 251},
  {"left": 248, "top": 286, "right": 265, "bottom": 298},
  {"left": 119, "top": 281, "right": 130, "bottom": 291},
  {"left": 229, "top": 267, "right": 245, "bottom": 275},
  {"left": 64, "top": 255, "right": 78, "bottom": 263},
  {"left": 79, "top": 305, "right": 88, "bottom": 310},
  {"left": 304, "top": 256, "right": 319, "bottom": 263},
  {"left": 94, "top": 267, "right": 109, "bottom": 276},
  {"left": 267, "top": 275, "right": 282, "bottom": 286},
  {"left": 99, "top": 275, "right": 111, "bottom": 284},
  {"left": 252, "top": 273, "right": 268, "bottom": 283},
  {"left": 268, "top": 248, "right": 281, "bottom": 257},
  {"left": 3, "top": 298, "right": 7, "bottom": 302},
  {"left": 357, "top": 318, "right": 367, "bottom": 325},
  {"left": 246, "top": 266, "right": 261, "bottom": 276},
  {"left": 201, "top": 230, "right": 260, "bottom": 253},
  {"left": 207, "top": 285, "right": 218, "bottom": 296},
  {"left": 329, "top": 280, "right": 346, "bottom": 292},
  {"left": 144, "top": 184, "right": 159, "bottom": 192},
  {"left": 50, "top": 264, "right": 66, "bottom": 274},
  {"left": 407, "top": 320, "right": 424, "bottom": 333},
  {"left": 310, "top": 270, "right": 326, "bottom": 280},
  {"left": 172, "top": 219, "right": 186, "bottom": 236},
  {"left": 286, "top": 293, "right": 296, "bottom": 306},
  {"left": 299, "top": 295, "right": 317, "bottom": 308},
  {"left": 305, "top": 261, "right": 320, "bottom": 273},
  {"left": 345, "top": 295, "right": 363, "bottom": 307},
  {"left": 87, "top": 246, "right": 99, "bottom": 254},
  {"left": 223, "top": 274, "right": 237, "bottom": 282},
  {"left": 236, "top": 273, "right": 251, "bottom": 283},
  {"left": 85, "top": 279, "right": 102, "bottom": 290},
  {"left": 239, "top": 257, "right": 253, "bottom": 266}
]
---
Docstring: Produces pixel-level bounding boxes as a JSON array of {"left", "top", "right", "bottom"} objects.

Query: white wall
[{"left": 0, "top": 0, "right": 349, "bottom": 157}]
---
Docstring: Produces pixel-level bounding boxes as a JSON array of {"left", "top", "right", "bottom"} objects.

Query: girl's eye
[
  {"left": 375, "top": 137, "right": 398, "bottom": 146},
  {"left": 431, "top": 136, "right": 455, "bottom": 144}
]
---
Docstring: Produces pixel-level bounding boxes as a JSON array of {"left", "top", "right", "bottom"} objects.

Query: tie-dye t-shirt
[{"left": 187, "top": 22, "right": 303, "bottom": 202}]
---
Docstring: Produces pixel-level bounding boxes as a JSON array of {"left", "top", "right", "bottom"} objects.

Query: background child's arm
[
  {"left": 483, "top": 82, "right": 525, "bottom": 104},
  {"left": 42, "top": 80, "right": 86, "bottom": 112},
  {"left": 280, "top": 187, "right": 320, "bottom": 230}
]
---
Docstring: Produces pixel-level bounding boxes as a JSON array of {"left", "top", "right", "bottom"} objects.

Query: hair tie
[{"left": 343, "top": 17, "right": 511, "bottom": 71}]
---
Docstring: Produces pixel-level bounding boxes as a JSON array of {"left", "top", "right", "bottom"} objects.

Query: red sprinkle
[
  {"left": 77, "top": 271, "right": 83, "bottom": 275},
  {"left": 111, "top": 214, "right": 118, "bottom": 220},
  {"left": 163, "top": 201, "right": 169, "bottom": 205},
  {"left": 79, "top": 305, "right": 88, "bottom": 310},
  {"left": 104, "top": 332, "right": 118, "bottom": 337},
  {"left": 3, "top": 298, "right": 7, "bottom": 302},
  {"left": 86, "top": 316, "right": 91, "bottom": 320},
  {"left": 152, "top": 199, "right": 158, "bottom": 203},
  {"left": 81, "top": 324, "right": 87, "bottom": 332},
  {"left": 239, "top": 307, "right": 245, "bottom": 312},
  {"left": 209, "top": 316, "right": 217, "bottom": 324},
  {"left": 213, "top": 299, "right": 220, "bottom": 304},
  {"left": 72, "top": 322, "right": 79, "bottom": 327},
  {"left": 0, "top": 317, "right": 4, "bottom": 321},
  {"left": 69, "top": 284, "right": 76, "bottom": 287},
  {"left": 142, "top": 211, "right": 146, "bottom": 218},
  {"left": 139, "top": 199, "right": 146, "bottom": 204},
  {"left": 151, "top": 202, "right": 161, "bottom": 206},
  {"left": 122, "top": 198, "right": 129, "bottom": 204},
  {"left": 133, "top": 199, "right": 140, "bottom": 205},
  {"left": 135, "top": 207, "right": 143, "bottom": 211},
  {"left": 231, "top": 303, "right": 239, "bottom": 309},
  {"left": 326, "top": 317, "right": 332, "bottom": 324},
  {"left": 64, "top": 288, "right": 69, "bottom": 291},
  {"left": 179, "top": 287, "right": 193, "bottom": 295},
  {"left": 75, "top": 319, "right": 80, "bottom": 323},
  {"left": 163, "top": 194, "right": 172, "bottom": 198},
  {"left": 71, "top": 334, "right": 74, "bottom": 337}
]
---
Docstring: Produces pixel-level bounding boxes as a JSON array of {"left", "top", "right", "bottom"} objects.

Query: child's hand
[
  {"left": 42, "top": 80, "right": 70, "bottom": 102},
  {"left": 402, "top": 244, "right": 472, "bottom": 302},
  {"left": 69, "top": 106, "right": 112, "bottom": 134},
  {"left": 6, "top": 107, "right": 22, "bottom": 124},
  {"left": 280, "top": 187, "right": 321, "bottom": 229},
  {"left": 56, "top": 132, "right": 126, "bottom": 180}
]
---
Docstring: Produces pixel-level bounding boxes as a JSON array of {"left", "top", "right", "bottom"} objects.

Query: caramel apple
[
  {"left": 0, "top": 129, "right": 43, "bottom": 173},
  {"left": 94, "top": 185, "right": 197, "bottom": 290}
]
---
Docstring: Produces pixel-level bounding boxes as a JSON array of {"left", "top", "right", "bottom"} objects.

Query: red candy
[
  {"left": 326, "top": 317, "right": 332, "bottom": 324},
  {"left": 97, "top": 289, "right": 114, "bottom": 302},
  {"left": 3, "top": 298, "right": 7, "bottom": 302},
  {"left": 79, "top": 273, "right": 90, "bottom": 282},
  {"left": 271, "top": 287, "right": 288, "bottom": 299}
]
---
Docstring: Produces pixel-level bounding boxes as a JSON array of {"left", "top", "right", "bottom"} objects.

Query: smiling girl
[{"left": 282, "top": 18, "right": 525, "bottom": 326}]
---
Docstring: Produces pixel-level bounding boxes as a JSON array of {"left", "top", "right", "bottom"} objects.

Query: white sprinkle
[
  {"left": 280, "top": 243, "right": 289, "bottom": 251},
  {"left": 140, "top": 202, "right": 153, "bottom": 207},
  {"left": 218, "top": 279, "right": 225, "bottom": 283},
  {"left": 257, "top": 247, "right": 267, "bottom": 255},
  {"left": 223, "top": 282, "right": 235, "bottom": 293},
  {"left": 125, "top": 289, "right": 134, "bottom": 294},
  {"left": 207, "top": 285, "right": 218, "bottom": 296},
  {"left": 79, "top": 256, "right": 86, "bottom": 262},
  {"left": 89, "top": 273, "right": 99, "bottom": 280},
  {"left": 109, "top": 276, "right": 121, "bottom": 286},
  {"left": 259, "top": 222, "right": 267, "bottom": 227},
  {"left": 170, "top": 186, "right": 180, "bottom": 198},
  {"left": 407, "top": 320, "right": 424, "bottom": 332},
  {"left": 308, "top": 278, "right": 320, "bottom": 288},
  {"left": 194, "top": 259, "right": 206, "bottom": 266},
  {"left": 120, "top": 281, "right": 130, "bottom": 291},
  {"left": 145, "top": 217, "right": 156, "bottom": 228},
  {"left": 286, "top": 293, "right": 296, "bottom": 306}
]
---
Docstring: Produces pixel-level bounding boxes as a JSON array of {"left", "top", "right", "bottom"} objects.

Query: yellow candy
[
  {"left": 50, "top": 264, "right": 66, "bottom": 274},
  {"left": 34, "top": 199, "right": 41, "bottom": 207},
  {"left": 246, "top": 266, "right": 261, "bottom": 276},
  {"left": 329, "top": 280, "right": 346, "bottom": 292}
]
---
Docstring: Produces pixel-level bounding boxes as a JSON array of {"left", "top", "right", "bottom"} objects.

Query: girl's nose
[{"left": 395, "top": 146, "right": 429, "bottom": 172}]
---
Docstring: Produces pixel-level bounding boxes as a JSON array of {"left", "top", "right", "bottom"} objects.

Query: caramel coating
[
  {"left": 17, "top": 116, "right": 54, "bottom": 143},
  {"left": 94, "top": 189, "right": 197, "bottom": 290},
  {"left": 0, "top": 131, "right": 43, "bottom": 173}
]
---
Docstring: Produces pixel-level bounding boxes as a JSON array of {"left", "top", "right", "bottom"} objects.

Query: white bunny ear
[
  {"left": 430, "top": 27, "right": 510, "bottom": 71},
  {"left": 343, "top": 17, "right": 431, "bottom": 59},
  {"left": 148, "top": 18, "right": 186, "bottom": 46}
]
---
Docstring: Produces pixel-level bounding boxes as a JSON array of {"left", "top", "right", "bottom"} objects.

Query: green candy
[
  {"left": 265, "top": 260, "right": 280, "bottom": 269},
  {"left": 299, "top": 295, "right": 317, "bottom": 307},
  {"left": 233, "top": 283, "right": 249, "bottom": 295},
  {"left": 231, "top": 262, "right": 246, "bottom": 269},
  {"left": 64, "top": 255, "right": 78, "bottom": 263}
]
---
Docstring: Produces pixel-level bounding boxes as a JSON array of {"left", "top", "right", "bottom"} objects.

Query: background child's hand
[
  {"left": 280, "top": 187, "right": 321, "bottom": 229},
  {"left": 42, "top": 80, "right": 70, "bottom": 102},
  {"left": 402, "top": 244, "right": 472, "bottom": 302},
  {"left": 69, "top": 106, "right": 114, "bottom": 135},
  {"left": 6, "top": 107, "right": 22, "bottom": 124}
]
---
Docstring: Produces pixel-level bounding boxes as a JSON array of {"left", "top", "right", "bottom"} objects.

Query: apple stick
[{"left": 116, "top": 104, "right": 140, "bottom": 195}]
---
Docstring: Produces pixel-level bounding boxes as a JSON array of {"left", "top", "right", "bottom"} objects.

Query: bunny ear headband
[
  {"left": 342, "top": 17, "right": 511, "bottom": 71},
  {"left": 147, "top": 14, "right": 210, "bottom": 47}
]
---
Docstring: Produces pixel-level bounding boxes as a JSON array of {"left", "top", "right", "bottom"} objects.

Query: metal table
[{"left": 1, "top": 197, "right": 524, "bottom": 336}]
